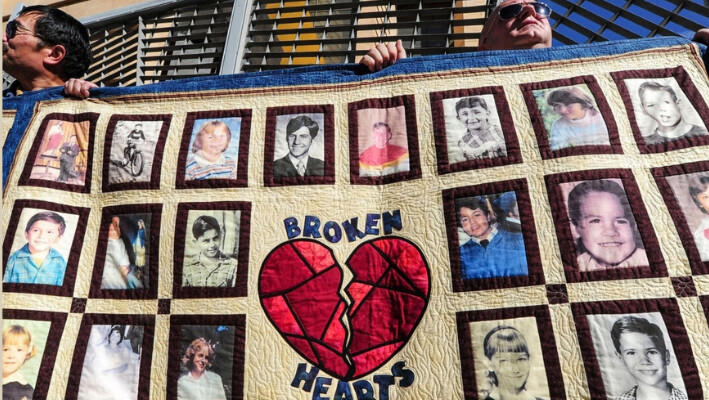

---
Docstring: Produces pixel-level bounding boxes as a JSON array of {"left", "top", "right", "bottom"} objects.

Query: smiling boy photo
[
  {"left": 564, "top": 179, "right": 649, "bottom": 271},
  {"left": 610, "top": 316, "right": 687, "bottom": 400},
  {"left": 4, "top": 211, "right": 68, "bottom": 285},
  {"left": 637, "top": 81, "right": 708, "bottom": 145}
]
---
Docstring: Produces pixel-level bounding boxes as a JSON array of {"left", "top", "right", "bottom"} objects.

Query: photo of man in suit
[{"left": 273, "top": 115, "right": 324, "bottom": 178}]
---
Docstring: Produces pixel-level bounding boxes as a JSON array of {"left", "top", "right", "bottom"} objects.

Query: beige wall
[{"left": 3, "top": 0, "right": 146, "bottom": 22}]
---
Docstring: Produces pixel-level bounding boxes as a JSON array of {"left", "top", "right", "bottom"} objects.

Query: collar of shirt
[
  {"left": 470, "top": 224, "right": 498, "bottom": 245},
  {"left": 288, "top": 153, "right": 309, "bottom": 168},
  {"left": 193, "top": 151, "right": 226, "bottom": 168}
]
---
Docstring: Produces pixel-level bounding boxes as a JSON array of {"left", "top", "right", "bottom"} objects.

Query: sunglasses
[
  {"left": 497, "top": 2, "right": 552, "bottom": 21},
  {"left": 5, "top": 19, "right": 43, "bottom": 40}
]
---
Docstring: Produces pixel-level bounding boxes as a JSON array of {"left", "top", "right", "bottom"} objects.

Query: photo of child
[
  {"left": 469, "top": 317, "right": 550, "bottom": 400},
  {"left": 454, "top": 192, "right": 528, "bottom": 280},
  {"left": 185, "top": 118, "right": 241, "bottom": 181},
  {"left": 4, "top": 209, "right": 79, "bottom": 286},
  {"left": 356, "top": 107, "right": 410, "bottom": 177},
  {"left": 182, "top": 211, "right": 240, "bottom": 288},
  {"left": 100, "top": 214, "right": 150, "bottom": 290},
  {"left": 2, "top": 320, "right": 51, "bottom": 400},
  {"left": 534, "top": 85, "right": 610, "bottom": 150},
  {"left": 29, "top": 119, "right": 90, "bottom": 185},
  {"left": 77, "top": 324, "right": 143, "bottom": 400},
  {"left": 561, "top": 179, "right": 649, "bottom": 272},
  {"left": 273, "top": 113, "right": 326, "bottom": 178},
  {"left": 443, "top": 95, "right": 506, "bottom": 163},
  {"left": 108, "top": 120, "right": 163, "bottom": 184},
  {"left": 176, "top": 325, "right": 235, "bottom": 400},
  {"left": 587, "top": 313, "right": 687, "bottom": 399},
  {"left": 626, "top": 78, "right": 709, "bottom": 145},
  {"left": 664, "top": 171, "right": 709, "bottom": 261}
]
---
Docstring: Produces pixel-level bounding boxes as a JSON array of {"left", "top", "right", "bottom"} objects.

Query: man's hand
[
  {"left": 693, "top": 28, "right": 709, "bottom": 45},
  {"left": 63, "top": 78, "right": 98, "bottom": 99},
  {"left": 359, "top": 40, "right": 407, "bottom": 72}
]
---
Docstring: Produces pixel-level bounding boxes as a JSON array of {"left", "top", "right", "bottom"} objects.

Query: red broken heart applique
[{"left": 258, "top": 237, "right": 430, "bottom": 380}]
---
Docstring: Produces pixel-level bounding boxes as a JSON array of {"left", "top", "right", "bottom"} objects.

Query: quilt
[{"left": 3, "top": 37, "right": 709, "bottom": 400}]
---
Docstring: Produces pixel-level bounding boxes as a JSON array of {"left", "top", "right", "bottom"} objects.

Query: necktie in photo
[
  {"left": 296, "top": 161, "right": 306, "bottom": 176},
  {"left": 480, "top": 239, "right": 489, "bottom": 248}
]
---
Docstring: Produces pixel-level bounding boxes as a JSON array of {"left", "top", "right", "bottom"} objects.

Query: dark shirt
[
  {"left": 643, "top": 124, "right": 708, "bottom": 145},
  {"left": 3, "top": 381, "right": 34, "bottom": 400},
  {"left": 273, "top": 155, "right": 324, "bottom": 177}
]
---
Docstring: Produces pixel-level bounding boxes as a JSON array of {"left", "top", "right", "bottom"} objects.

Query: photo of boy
[
  {"left": 29, "top": 119, "right": 90, "bottom": 185},
  {"left": 586, "top": 313, "right": 687, "bottom": 400},
  {"left": 108, "top": 120, "right": 163, "bottom": 184},
  {"left": 4, "top": 211, "right": 73, "bottom": 285},
  {"left": 611, "top": 316, "right": 687, "bottom": 400},
  {"left": 2, "top": 320, "right": 50, "bottom": 400},
  {"left": 562, "top": 179, "right": 649, "bottom": 271},
  {"left": 629, "top": 79, "right": 708, "bottom": 145},
  {"left": 443, "top": 95, "right": 505, "bottom": 164},
  {"left": 356, "top": 106, "right": 410, "bottom": 177},
  {"left": 182, "top": 211, "right": 240, "bottom": 288},
  {"left": 455, "top": 192, "right": 528, "bottom": 280}
]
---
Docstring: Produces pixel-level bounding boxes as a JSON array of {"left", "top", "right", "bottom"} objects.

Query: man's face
[
  {"left": 196, "top": 228, "right": 220, "bottom": 259},
  {"left": 457, "top": 106, "right": 490, "bottom": 134},
  {"left": 2, "top": 12, "right": 47, "bottom": 78},
  {"left": 287, "top": 126, "right": 313, "bottom": 158},
  {"left": 2, "top": 342, "right": 30, "bottom": 378},
  {"left": 490, "top": 351, "right": 530, "bottom": 393},
  {"left": 459, "top": 207, "right": 492, "bottom": 240},
  {"left": 617, "top": 331, "right": 669, "bottom": 389},
  {"left": 575, "top": 191, "right": 637, "bottom": 267},
  {"left": 372, "top": 126, "right": 391, "bottom": 149},
  {"left": 480, "top": 1, "right": 552, "bottom": 51},
  {"left": 641, "top": 90, "right": 681, "bottom": 129},
  {"left": 25, "top": 220, "right": 63, "bottom": 255}
]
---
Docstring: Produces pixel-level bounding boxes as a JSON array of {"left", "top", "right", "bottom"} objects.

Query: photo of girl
[
  {"left": 185, "top": 118, "right": 241, "bottom": 181},
  {"left": 176, "top": 325, "right": 235, "bottom": 400},
  {"left": 3, "top": 325, "right": 38, "bottom": 400},
  {"left": 470, "top": 318, "right": 550, "bottom": 400},
  {"left": 664, "top": 171, "right": 709, "bottom": 261},
  {"left": 101, "top": 214, "right": 150, "bottom": 290},
  {"left": 541, "top": 85, "right": 610, "bottom": 150},
  {"left": 77, "top": 325, "right": 143, "bottom": 400}
]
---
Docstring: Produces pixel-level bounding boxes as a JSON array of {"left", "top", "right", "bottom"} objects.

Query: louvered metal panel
[
  {"left": 241, "top": 0, "right": 487, "bottom": 72},
  {"left": 82, "top": 0, "right": 235, "bottom": 86},
  {"left": 3, "top": 0, "right": 709, "bottom": 89},
  {"left": 240, "top": 0, "right": 709, "bottom": 72}
]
